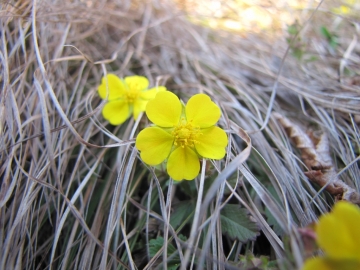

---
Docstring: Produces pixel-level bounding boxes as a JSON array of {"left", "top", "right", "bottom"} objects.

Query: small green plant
[
  {"left": 286, "top": 21, "right": 305, "bottom": 61},
  {"left": 320, "top": 26, "right": 339, "bottom": 50},
  {"left": 228, "top": 252, "right": 278, "bottom": 270},
  {"left": 149, "top": 236, "right": 186, "bottom": 270}
]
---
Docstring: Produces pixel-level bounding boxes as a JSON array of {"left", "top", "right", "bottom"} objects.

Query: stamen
[
  {"left": 126, "top": 89, "right": 140, "bottom": 103},
  {"left": 172, "top": 118, "right": 201, "bottom": 148}
]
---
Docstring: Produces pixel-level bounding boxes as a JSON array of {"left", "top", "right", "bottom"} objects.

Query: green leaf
[
  {"left": 149, "top": 237, "right": 182, "bottom": 270},
  {"left": 220, "top": 204, "right": 259, "bottom": 242},
  {"left": 178, "top": 234, "right": 187, "bottom": 241},
  {"left": 287, "top": 24, "right": 298, "bottom": 36},
  {"left": 291, "top": 47, "right": 303, "bottom": 61},
  {"left": 224, "top": 175, "right": 239, "bottom": 195},
  {"left": 305, "top": 56, "right": 318, "bottom": 62},
  {"left": 320, "top": 26, "right": 338, "bottom": 49},
  {"left": 265, "top": 207, "right": 284, "bottom": 236},
  {"left": 170, "top": 201, "right": 194, "bottom": 229},
  {"left": 167, "top": 264, "right": 180, "bottom": 270},
  {"left": 238, "top": 252, "right": 276, "bottom": 270},
  {"left": 148, "top": 237, "right": 163, "bottom": 257},
  {"left": 179, "top": 180, "right": 197, "bottom": 197},
  {"left": 265, "top": 186, "right": 284, "bottom": 236},
  {"left": 149, "top": 237, "right": 176, "bottom": 257},
  {"left": 320, "top": 26, "right": 332, "bottom": 40}
]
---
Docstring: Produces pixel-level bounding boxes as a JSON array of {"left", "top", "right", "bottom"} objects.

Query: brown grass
[{"left": 1, "top": 0, "right": 359, "bottom": 269}]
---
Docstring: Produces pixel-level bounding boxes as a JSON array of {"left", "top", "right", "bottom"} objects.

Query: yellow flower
[
  {"left": 302, "top": 201, "right": 360, "bottom": 270},
  {"left": 98, "top": 74, "right": 166, "bottom": 125},
  {"left": 135, "top": 91, "right": 228, "bottom": 181}
]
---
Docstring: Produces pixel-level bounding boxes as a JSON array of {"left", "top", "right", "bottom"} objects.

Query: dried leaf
[
  {"left": 273, "top": 112, "right": 328, "bottom": 170},
  {"left": 273, "top": 112, "right": 360, "bottom": 204}
]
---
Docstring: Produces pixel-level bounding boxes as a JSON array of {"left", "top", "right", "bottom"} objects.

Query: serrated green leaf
[
  {"left": 149, "top": 237, "right": 182, "bottom": 270},
  {"left": 178, "top": 234, "right": 187, "bottom": 242},
  {"left": 149, "top": 237, "right": 176, "bottom": 257},
  {"left": 236, "top": 252, "right": 276, "bottom": 270},
  {"left": 149, "top": 237, "right": 163, "bottom": 257},
  {"left": 220, "top": 204, "right": 259, "bottom": 242}
]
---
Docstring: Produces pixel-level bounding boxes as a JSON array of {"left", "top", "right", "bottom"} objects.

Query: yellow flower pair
[
  {"left": 303, "top": 201, "right": 360, "bottom": 270},
  {"left": 98, "top": 74, "right": 228, "bottom": 181}
]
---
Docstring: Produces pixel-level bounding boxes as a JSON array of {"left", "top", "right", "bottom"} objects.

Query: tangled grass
[{"left": 1, "top": 0, "right": 359, "bottom": 269}]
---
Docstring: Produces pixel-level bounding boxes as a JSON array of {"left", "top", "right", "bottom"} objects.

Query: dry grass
[{"left": 1, "top": 0, "right": 359, "bottom": 269}]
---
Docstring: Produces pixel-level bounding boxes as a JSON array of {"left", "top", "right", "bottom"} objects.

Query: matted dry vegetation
[{"left": 1, "top": 0, "right": 359, "bottom": 269}]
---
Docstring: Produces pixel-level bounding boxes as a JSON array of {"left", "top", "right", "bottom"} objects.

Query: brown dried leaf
[
  {"left": 273, "top": 112, "right": 360, "bottom": 204},
  {"left": 273, "top": 112, "right": 329, "bottom": 170},
  {"left": 304, "top": 170, "right": 343, "bottom": 195}
]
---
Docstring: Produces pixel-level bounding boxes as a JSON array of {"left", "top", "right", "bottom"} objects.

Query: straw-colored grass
[{"left": 1, "top": 0, "right": 359, "bottom": 269}]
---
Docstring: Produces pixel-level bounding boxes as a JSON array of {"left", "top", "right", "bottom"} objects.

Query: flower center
[
  {"left": 125, "top": 88, "right": 140, "bottom": 103},
  {"left": 172, "top": 118, "right": 201, "bottom": 148}
]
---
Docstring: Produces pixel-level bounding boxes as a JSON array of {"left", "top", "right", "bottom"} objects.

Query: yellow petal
[
  {"left": 303, "top": 257, "right": 360, "bottom": 270},
  {"left": 302, "top": 257, "right": 332, "bottom": 270},
  {"left": 124, "top": 76, "right": 149, "bottom": 92},
  {"left": 146, "top": 91, "right": 182, "bottom": 127},
  {"left": 140, "top": 86, "right": 167, "bottom": 100},
  {"left": 167, "top": 146, "right": 200, "bottom": 181},
  {"left": 317, "top": 202, "right": 360, "bottom": 260},
  {"left": 136, "top": 127, "right": 174, "bottom": 165},
  {"left": 195, "top": 126, "right": 228, "bottom": 159},
  {"left": 134, "top": 87, "right": 167, "bottom": 118},
  {"left": 98, "top": 74, "right": 126, "bottom": 101},
  {"left": 102, "top": 100, "right": 129, "bottom": 125},
  {"left": 133, "top": 99, "right": 147, "bottom": 120},
  {"left": 185, "top": 94, "right": 221, "bottom": 128},
  {"left": 331, "top": 202, "right": 360, "bottom": 254}
]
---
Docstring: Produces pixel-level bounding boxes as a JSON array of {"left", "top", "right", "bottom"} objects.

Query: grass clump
[{"left": 1, "top": 0, "right": 359, "bottom": 269}]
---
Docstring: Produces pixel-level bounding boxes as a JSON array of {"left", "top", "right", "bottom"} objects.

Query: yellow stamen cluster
[
  {"left": 125, "top": 89, "right": 139, "bottom": 103},
  {"left": 172, "top": 118, "right": 201, "bottom": 148}
]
